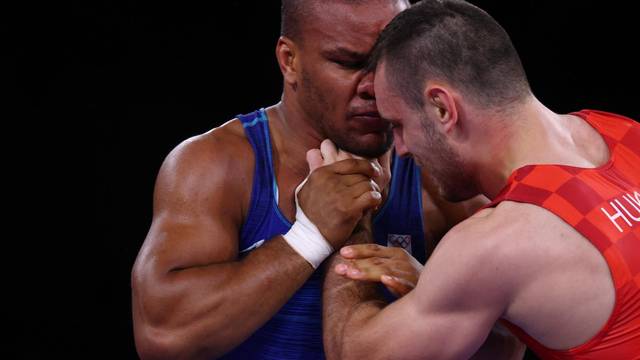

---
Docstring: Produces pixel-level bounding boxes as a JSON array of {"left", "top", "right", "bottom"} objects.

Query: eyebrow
[{"left": 321, "top": 47, "right": 368, "bottom": 59}]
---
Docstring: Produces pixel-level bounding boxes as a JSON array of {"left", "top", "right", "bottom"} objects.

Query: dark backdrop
[{"left": 20, "top": 0, "right": 639, "bottom": 358}]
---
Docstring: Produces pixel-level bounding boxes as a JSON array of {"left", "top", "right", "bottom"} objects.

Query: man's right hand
[{"left": 297, "top": 157, "right": 383, "bottom": 249}]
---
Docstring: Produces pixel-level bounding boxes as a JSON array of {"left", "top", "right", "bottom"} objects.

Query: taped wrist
[{"left": 282, "top": 178, "right": 334, "bottom": 269}]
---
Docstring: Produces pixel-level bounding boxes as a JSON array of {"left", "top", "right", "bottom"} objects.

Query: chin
[{"left": 333, "top": 131, "right": 393, "bottom": 159}]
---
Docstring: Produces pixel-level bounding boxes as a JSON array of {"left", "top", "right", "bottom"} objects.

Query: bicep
[
  {"left": 349, "top": 279, "right": 498, "bottom": 360},
  {"left": 143, "top": 205, "right": 239, "bottom": 274},
  {"left": 134, "top": 138, "right": 246, "bottom": 280},
  {"left": 348, "top": 226, "right": 509, "bottom": 359}
]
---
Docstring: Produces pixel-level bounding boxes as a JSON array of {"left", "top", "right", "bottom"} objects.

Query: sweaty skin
[
  {"left": 321, "top": 52, "right": 623, "bottom": 359},
  {"left": 131, "top": 2, "right": 410, "bottom": 357},
  {"left": 132, "top": 124, "right": 380, "bottom": 359},
  {"left": 131, "top": 2, "right": 492, "bottom": 359},
  {"left": 318, "top": 140, "right": 525, "bottom": 360}
]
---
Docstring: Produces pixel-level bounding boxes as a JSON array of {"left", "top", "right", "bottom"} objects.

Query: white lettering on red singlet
[
  {"left": 627, "top": 191, "right": 640, "bottom": 208},
  {"left": 618, "top": 199, "right": 640, "bottom": 221},
  {"left": 601, "top": 191, "right": 640, "bottom": 233}
]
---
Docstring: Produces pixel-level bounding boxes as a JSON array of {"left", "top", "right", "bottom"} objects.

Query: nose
[
  {"left": 356, "top": 71, "right": 375, "bottom": 100},
  {"left": 393, "top": 127, "right": 409, "bottom": 157}
]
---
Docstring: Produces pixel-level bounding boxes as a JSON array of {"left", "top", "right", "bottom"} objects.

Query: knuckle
[
  {"left": 341, "top": 158, "right": 357, "bottom": 169},
  {"left": 366, "top": 244, "right": 380, "bottom": 252},
  {"left": 394, "top": 260, "right": 412, "bottom": 271}
]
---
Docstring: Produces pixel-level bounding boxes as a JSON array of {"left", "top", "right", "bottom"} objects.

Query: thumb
[
  {"left": 306, "top": 149, "right": 324, "bottom": 173},
  {"left": 320, "top": 139, "right": 339, "bottom": 165}
]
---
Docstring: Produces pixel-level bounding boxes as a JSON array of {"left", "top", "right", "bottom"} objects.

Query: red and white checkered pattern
[{"left": 489, "top": 110, "right": 640, "bottom": 359}]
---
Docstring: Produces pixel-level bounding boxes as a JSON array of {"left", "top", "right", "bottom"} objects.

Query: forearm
[
  {"left": 322, "top": 214, "right": 387, "bottom": 360},
  {"left": 133, "top": 236, "right": 314, "bottom": 359}
]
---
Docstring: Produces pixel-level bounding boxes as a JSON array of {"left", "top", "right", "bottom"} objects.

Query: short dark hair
[
  {"left": 281, "top": 0, "right": 410, "bottom": 43},
  {"left": 368, "top": 0, "right": 531, "bottom": 109},
  {"left": 280, "top": 0, "right": 311, "bottom": 42}
]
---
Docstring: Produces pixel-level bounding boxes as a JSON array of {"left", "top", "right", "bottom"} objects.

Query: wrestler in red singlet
[{"left": 487, "top": 110, "right": 640, "bottom": 359}]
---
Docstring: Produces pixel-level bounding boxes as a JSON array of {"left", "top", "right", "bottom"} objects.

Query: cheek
[
  {"left": 406, "top": 125, "right": 436, "bottom": 164},
  {"left": 319, "top": 66, "right": 360, "bottom": 95},
  {"left": 303, "top": 66, "right": 361, "bottom": 126}
]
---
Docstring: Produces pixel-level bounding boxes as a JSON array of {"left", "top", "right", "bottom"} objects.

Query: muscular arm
[
  {"left": 131, "top": 131, "right": 314, "bottom": 359},
  {"left": 323, "top": 212, "right": 518, "bottom": 360},
  {"left": 322, "top": 214, "right": 381, "bottom": 360}
]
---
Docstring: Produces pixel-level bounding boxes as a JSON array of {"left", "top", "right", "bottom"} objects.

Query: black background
[{"left": 16, "top": 0, "right": 639, "bottom": 358}]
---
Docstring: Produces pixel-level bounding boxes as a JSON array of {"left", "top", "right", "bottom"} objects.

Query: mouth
[
  {"left": 353, "top": 111, "right": 380, "bottom": 118},
  {"left": 350, "top": 112, "right": 390, "bottom": 133}
]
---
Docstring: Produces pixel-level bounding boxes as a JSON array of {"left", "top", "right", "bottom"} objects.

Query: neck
[
  {"left": 469, "top": 97, "right": 580, "bottom": 199},
  {"left": 267, "top": 94, "right": 326, "bottom": 178}
]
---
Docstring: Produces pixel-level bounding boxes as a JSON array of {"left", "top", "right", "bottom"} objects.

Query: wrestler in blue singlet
[{"left": 221, "top": 109, "right": 425, "bottom": 359}]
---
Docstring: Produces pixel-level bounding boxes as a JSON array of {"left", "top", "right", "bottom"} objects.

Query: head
[
  {"left": 369, "top": 0, "right": 532, "bottom": 200},
  {"left": 278, "top": 0, "right": 410, "bottom": 158}
]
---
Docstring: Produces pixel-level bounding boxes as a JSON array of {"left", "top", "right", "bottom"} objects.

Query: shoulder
[
  {"left": 161, "top": 119, "right": 251, "bottom": 174},
  {"left": 427, "top": 201, "right": 550, "bottom": 299},
  {"left": 153, "top": 119, "right": 255, "bottom": 217},
  {"left": 158, "top": 119, "right": 252, "bottom": 184},
  {"left": 440, "top": 201, "right": 547, "bottom": 263}
]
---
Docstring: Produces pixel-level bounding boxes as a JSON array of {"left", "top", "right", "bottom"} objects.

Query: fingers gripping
[
  {"left": 336, "top": 244, "right": 420, "bottom": 297},
  {"left": 307, "top": 149, "right": 324, "bottom": 173},
  {"left": 341, "top": 244, "right": 391, "bottom": 259},
  {"left": 320, "top": 139, "right": 339, "bottom": 164},
  {"left": 332, "top": 158, "right": 381, "bottom": 178}
]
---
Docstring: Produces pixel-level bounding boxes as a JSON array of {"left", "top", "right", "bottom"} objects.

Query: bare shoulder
[
  {"left": 428, "top": 202, "right": 552, "bottom": 291},
  {"left": 153, "top": 118, "right": 255, "bottom": 219},
  {"left": 475, "top": 201, "right": 582, "bottom": 257},
  {"left": 412, "top": 203, "right": 534, "bottom": 314},
  {"left": 437, "top": 200, "right": 589, "bottom": 287},
  {"left": 442, "top": 201, "right": 552, "bottom": 259},
  {"left": 159, "top": 119, "right": 252, "bottom": 183},
  {"left": 138, "top": 118, "right": 256, "bottom": 268}
]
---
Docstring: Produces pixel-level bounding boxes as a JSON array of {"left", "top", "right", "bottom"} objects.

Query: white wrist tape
[{"left": 283, "top": 178, "right": 334, "bottom": 269}]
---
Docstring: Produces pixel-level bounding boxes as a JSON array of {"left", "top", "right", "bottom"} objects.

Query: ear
[
  {"left": 276, "top": 36, "right": 299, "bottom": 90},
  {"left": 424, "top": 85, "right": 458, "bottom": 134}
]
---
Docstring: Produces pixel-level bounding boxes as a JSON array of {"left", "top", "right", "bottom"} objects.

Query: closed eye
[
  {"left": 322, "top": 47, "right": 368, "bottom": 71},
  {"left": 334, "top": 59, "right": 366, "bottom": 70}
]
